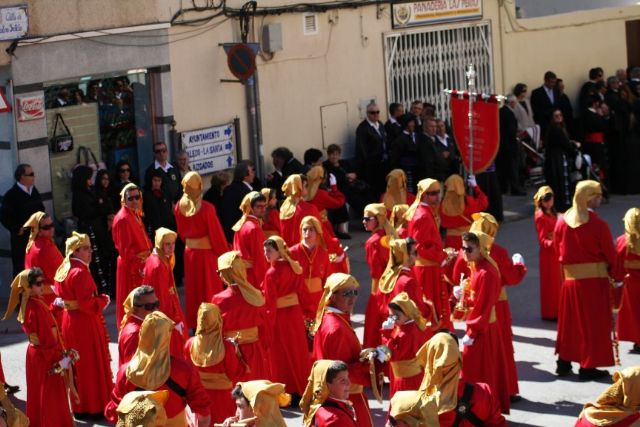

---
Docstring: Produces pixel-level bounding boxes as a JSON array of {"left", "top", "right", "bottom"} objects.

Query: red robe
[
  {"left": 104, "top": 357, "right": 212, "bottom": 422},
  {"left": 575, "top": 413, "right": 640, "bottom": 427},
  {"left": 363, "top": 230, "right": 391, "bottom": 348},
  {"left": 23, "top": 297, "right": 74, "bottom": 427},
  {"left": 440, "top": 188, "right": 488, "bottom": 250},
  {"left": 439, "top": 381, "right": 506, "bottom": 427},
  {"left": 461, "top": 258, "right": 509, "bottom": 414},
  {"left": 175, "top": 201, "right": 228, "bottom": 329},
  {"left": 112, "top": 206, "right": 152, "bottom": 324},
  {"left": 280, "top": 200, "right": 321, "bottom": 247},
  {"left": 313, "top": 310, "right": 374, "bottom": 427},
  {"left": 262, "top": 208, "right": 281, "bottom": 237},
  {"left": 535, "top": 210, "right": 563, "bottom": 320},
  {"left": 381, "top": 321, "right": 431, "bottom": 398},
  {"left": 313, "top": 398, "right": 358, "bottom": 426},
  {"left": 397, "top": 225, "right": 409, "bottom": 239},
  {"left": 232, "top": 216, "right": 268, "bottom": 289},
  {"left": 183, "top": 338, "right": 241, "bottom": 424},
  {"left": 24, "top": 235, "right": 62, "bottom": 307},
  {"left": 290, "top": 242, "right": 330, "bottom": 320},
  {"left": 408, "top": 204, "right": 449, "bottom": 327},
  {"left": 262, "top": 260, "right": 311, "bottom": 394},
  {"left": 310, "top": 187, "right": 345, "bottom": 240},
  {"left": 143, "top": 252, "right": 187, "bottom": 355},
  {"left": 615, "top": 235, "right": 640, "bottom": 345},
  {"left": 211, "top": 285, "right": 269, "bottom": 382},
  {"left": 118, "top": 315, "right": 184, "bottom": 368},
  {"left": 57, "top": 258, "right": 113, "bottom": 415},
  {"left": 554, "top": 211, "right": 619, "bottom": 369}
]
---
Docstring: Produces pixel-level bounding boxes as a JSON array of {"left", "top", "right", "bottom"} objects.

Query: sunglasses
[
  {"left": 461, "top": 245, "right": 475, "bottom": 253},
  {"left": 22, "top": 172, "right": 35, "bottom": 177},
  {"left": 542, "top": 193, "right": 553, "bottom": 202},
  {"left": 362, "top": 216, "right": 376, "bottom": 222},
  {"left": 367, "top": 110, "right": 380, "bottom": 115},
  {"left": 134, "top": 301, "right": 160, "bottom": 311},
  {"left": 119, "top": 168, "right": 131, "bottom": 173},
  {"left": 32, "top": 280, "right": 45, "bottom": 287},
  {"left": 426, "top": 191, "right": 440, "bottom": 196},
  {"left": 154, "top": 149, "right": 167, "bottom": 154},
  {"left": 127, "top": 195, "right": 141, "bottom": 201},
  {"left": 40, "top": 223, "right": 54, "bottom": 230},
  {"left": 339, "top": 289, "right": 358, "bottom": 297}
]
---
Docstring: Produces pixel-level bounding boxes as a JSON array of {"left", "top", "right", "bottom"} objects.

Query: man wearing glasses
[
  {"left": 118, "top": 285, "right": 160, "bottom": 367},
  {"left": 355, "top": 102, "right": 389, "bottom": 199},
  {"left": 0, "top": 164, "right": 45, "bottom": 276},
  {"left": 144, "top": 141, "right": 181, "bottom": 203}
]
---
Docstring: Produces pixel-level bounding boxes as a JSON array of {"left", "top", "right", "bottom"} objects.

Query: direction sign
[{"left": 181, "top": 123, "right": 236, "bottom": 175}]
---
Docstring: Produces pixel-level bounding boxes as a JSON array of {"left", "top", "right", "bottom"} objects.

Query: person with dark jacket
[
  {"left": 385, "top": 102, "right": 404, "bottom": 145},
  {"left": 544, "top": 109, "right": 580, "bottom": 212},
  {"left": 143, "top": 141, "right": 181, "bottom": 203},
  {"left": 531, "top": 71, "right": 560, "bottom": 137},
  {"left": 0, "top": 164, "right": 45, "bottom": 276},
  {"left": 497, "top": 97, "right": 525, "bottom": 196},
  {"left": 390, "top": 113, "right": 420, "bottom": 193},
  {"left": 355, "top": 103, "right": 390, "bottom": 199},
  {"left": 266, "top": 147, "right": 304, "bottom": 200},
  {"left": 143, "top": 168, "right": 176, "bottom": 239},
  {"left": 221, "top": 160, "right": 256, "bottom": 243},
  {"left": 92, "top": 169, "right": 117, "bottom": 295}
]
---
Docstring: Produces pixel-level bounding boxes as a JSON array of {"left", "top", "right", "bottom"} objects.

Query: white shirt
[
  {"left": 367, "top": 119, "right": 381, "bottom": 134},
  {"left": 243, "top": 181, "right": 253, "bottom": 191},
  {"left": 544, "top": 85, "right": 555, "bottom": 104},
  {"left": 326, "top": 306, "right": 346, "bottom": 314},
  {"left": 436, "top": 135, "right": 449, "bottom": 148},
  {"left": 16, "top": 182, "right": 32, "bottom": 195},
  {"left": 154, "top": 160, "right": 173, "bottom": 173}
]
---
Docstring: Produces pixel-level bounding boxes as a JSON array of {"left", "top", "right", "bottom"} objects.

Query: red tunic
[
  {"left": 409, "top": 204, "right": 449, "bottom": 327},
  {"left": 554, "top": 211, "right": 619, "bottom": 369},
  {"left": 23, "top": 297, "right": 74, "bottom": 427},
  {"left": 57, "top": 258, "right": 113, "bottom": 414},
  {"left": 439, "top": 381, "right": 506, "bottom": 427},
  {"left": 535, "top": 210, "right": 563, "bottom": 320},
  {"left": 575, "top": 413, "right": 640, "bottom": 427},
  {"left": 363, "top": 230, "right": 391, "bottom": 348},
  {"left": 118, "top": 315, "right": 142, "bottom": 368},
  {"left": 290, "top": 242, "right": 330, "bottom": 320},
  {"left": 262, "top": 260, "right": 311, "bottom": 394},
  {"left": 461, "top": 258, "right": 509, "bottom": 414},
  {"left": 24, "top": 236, "right": 62, "bottom": 307},
  {"left": 440, "top": 188, "right": 489, "bottom": 250},
  {"left": 313, "top": 398, "right": 358, "bottom": 426},
  {"left": 211, "top": 286, "right": 269, "bottom": 382},
  {"left": 262, "top": 208, "right": 281, "bottom": 237},
  {"left": 175, "top": 201, "right": 228, "bottom": 329},
  {"left": 183, "top": 338, "right": 240, "bottom": 424},
  {"left": 104, "top": 357, "right": 212, "bottom": 422},
  {"left": 232, "top": 216, "right": 268, "bottom": 289},
  {"left": 381, "top": 321, "right": 430, "bottom": 398},
  {"left": 313, "top": 311, "right": 374, "bottom": 427},
  {"left": 615, "top": 235, "right": 640, "bottom": 345},
  {"left": 280, "top": 200, "right": 321, "bottom": 247},
  {"left": 112, "top": 206, "right": 152, "bottom": 324},
  {"left": 310, "top": 186, "right": 345, "bottom": 241}
]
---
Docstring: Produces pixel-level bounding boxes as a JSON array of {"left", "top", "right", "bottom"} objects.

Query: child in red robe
[
  {"left": 381, "top": 169, "right": 416, "bottom": 217},
  {"left": 261, "top": 187, "right": 281, "bottom": 238},
  {"left": 440, "top": 174, "right": 488, "bottom": 250},
  {"left": 391, "top": 204, "right": 410, "bottom": 239},
  {"left": 23, "top": 211, "right": 61, "bottom": 308},
  {"left": 615, "top": 208, "right": 640, "bottom": 353},
  {"left": 232, "top": 191, "right": 268, "bottom": 289},
  {"left": 279, "top": 174, "right": 322, "bottom": 247}
]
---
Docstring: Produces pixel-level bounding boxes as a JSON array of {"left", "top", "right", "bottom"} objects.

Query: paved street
[{"left": 1, "top": 193, "right": 639, "bottom": 426}]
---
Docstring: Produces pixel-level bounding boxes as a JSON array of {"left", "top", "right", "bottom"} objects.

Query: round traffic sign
[{"left": 227, "top": 43, "right": 257, "bottom": 82}]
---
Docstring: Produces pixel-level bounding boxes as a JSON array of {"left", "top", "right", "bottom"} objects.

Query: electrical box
[{"left": 262, "top": 23, "right": 283, "bottom": 53}]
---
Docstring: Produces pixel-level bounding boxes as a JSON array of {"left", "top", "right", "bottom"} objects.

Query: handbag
[
  {"left": 50, "top": 113, "right": 74, "bottom": 153},
  {"left": 74, "top": 146, "right": 107, "bottom": 181}
]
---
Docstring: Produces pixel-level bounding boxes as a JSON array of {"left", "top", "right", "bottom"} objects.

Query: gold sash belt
[
  {"left": 446, "top": 226, "right": 469, "bottom": 237},
  {"left": 224, "top": 327, "right": 259, "bottom": 344},
  {"left": 305, "top": 277, "right": 323, "bottom": 294},
  {"left": 199, "top": 371, "right": 232, "bottom": 390},
  {"left": 371, "top": 278, "right": 379, "bottom": 294},
  {"left": 390, "top": 358, "right": 422, "bottom": 378},
  {"left": 489, "top": 306, "right": 497, "bottom": 324},
  {"left": 276, "top": 293, "right": 299, "bottom": 309},
  {"left": 186, "top": 236, "right": 212, "bottom": 250},
  {"left": 498, "top": 287, "right": 508, "bottom": 301},
  {"left": 415, "top": 257, "right": 438, "bottom": 267},
  {"left": 28, "top": 333, "right": 39, "bottom": 345},
  {"left": 64, "top": 300, "right": 79, "bottom": 310},
  {"left": 349, "top": 384, "right": 364, "bottom": 394},
  {"left": 624, "top": 260, "right": 640, "bottom": 270},
  {"left": 563, "top": 262, "right": 608, "bottom": 280}
]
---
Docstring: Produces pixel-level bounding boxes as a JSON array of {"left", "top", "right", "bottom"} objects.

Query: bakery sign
[
  {"left": 391, "top": 0, "right": 482, "bottom": 29},
  {"left": 16, "top": 94, "right": 45, "bottom": 121},
  {"left": 0, "top": 6, "right": 28, "bottom": 41}
]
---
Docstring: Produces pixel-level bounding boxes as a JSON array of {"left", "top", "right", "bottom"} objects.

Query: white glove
[
  {"left": 329, "top": 173, "right": 337, "bottom": 187},
  {"left": 467, "top": 174, "right": 477, "bottom": 188},
  {"left": 614, "top": 281, "right": 624, "bottom": 288},
  {"left": 375, "top": 347, "right": 387, "bottom": 363},
  {"left": 175, "top": 321, "right": 184, "bottom": 334},
  {"left": 53, "top": 297, "right": 65, "bottom": 309},
  {"left": 381, "top": 317, "right": 395, "bottom": 330},
  {"left": 452, "top": 286, "right": 463, "bottom": 300},
  {"left": 103, "top": 294, "right": 111, "bottom": 310},
  {"left": 59, "top": 356, "right": 72, "bottom": 369},
  {"left": 461, "top": 334, "right": 475, "bottom": 347},
  {"left": 512, "top": 253, "right": 525, "bottom": 266},
  {"left": 332, "top": 253, "right": 345, "bottom": 263}
]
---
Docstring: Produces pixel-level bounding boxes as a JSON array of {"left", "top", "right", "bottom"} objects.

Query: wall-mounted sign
[
  {"left": 0, "top": 87, "right": 11, "bottom": 113},
  {"left": 391, "top": 0, "right": 482, "bottom": 29},
  {"left": 16, "top": 94, "right": 45, "bottom": 121},
  {"left": 181, "top": 122, "right": 236, "bottom": 175},
  {"left": 0, "top": 6, "right": 28, "bottom": 41}
]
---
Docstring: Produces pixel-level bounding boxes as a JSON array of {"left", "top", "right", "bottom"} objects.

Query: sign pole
[{"left": 465, "top": 64, "right": 476, "bottom": 177}]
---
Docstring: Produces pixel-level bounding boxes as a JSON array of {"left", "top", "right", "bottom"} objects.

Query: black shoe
[
  {"left": 3, "top": 383, "right": 19, "bottom": 395},
  {"left": 74, "top": 412, "right": 104, "bottom": 421},
  {"left": 556, "top": 359, "right": 572, "bottom": 376},
  {"left": 510, "top": 394, "right": 522, "bottom": 403},
  {"left": 578, "top": 368, "right": 609, "bottom": 381},
  {"left": 336, "top": 232, "right": 351, "bottom": 240},
  {"left": 631, "top": 344, "right": 640, "bottom": 354}
]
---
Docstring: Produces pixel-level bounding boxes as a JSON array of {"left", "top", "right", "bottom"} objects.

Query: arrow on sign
[
  {"left": 225, "top": 141, "right": 233, "bottom": 150},
  {"left": 224, "top": 126, "right": 232, "bottom": 136},
  {"left": 226, "top": 156, "right": 233, "bottom": 167}
]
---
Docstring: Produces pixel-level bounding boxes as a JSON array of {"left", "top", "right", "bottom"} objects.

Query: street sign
[
  {"left": 225, "top": 43, "right": 257, "bottom": 81},
  {"left": 181, "top": 122, "right": 236, "bottom": 175},
  {"left": 0, "top": 87, "right": 10, "bottom": 113}
]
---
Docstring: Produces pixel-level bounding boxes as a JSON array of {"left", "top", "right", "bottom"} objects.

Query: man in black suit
[
  {"left": 497, "top": 96, "right": 525, "bottom": 196},
  {"left": 266, "top": 147, "right": 304, "bottom": 200},
  {"left": 390, "top": 113, "right": 419, "bottom": 193},
  {"left": 144, "top": 141, "right": 182, "bottom": 203},
  {"left": 355, "top": 103, "right": 389, "bottom": 198},
  {"left": 416, "top": 117, "right": 438, "bottom": 182},
  {"left": 0, "top": 164, "right": 45, "bottom": 276},
  {"left": 384, "top": 102, "right": 404, "bottom": 146},
  {"left": 578, "top": 67, "right": 604, "bottom": 113},
  {"left": 531, "top": 71, "right": 560, "bottom": 137},
  {"left": 433, "top": 118, "right": 461, "bottom": 182},
  {"left": 221, "top": 160, "right": 257, "bottom": 243}
]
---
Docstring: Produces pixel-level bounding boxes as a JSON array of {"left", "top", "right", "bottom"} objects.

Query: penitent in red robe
[
  {"left": 314, "top": 398, "right": 358, "bottom": 426},
  {"left": 57, "top": 258, "right": 113, "bottom": 415},
  {"left": 575, "top": 413, "right": 640, "bottom": 427},
  {"left": 534, "top": 210, "right": 562, "bottom": 320},
  {"left": 23, "top": 296, "right": 74, "bottom": 427},
  {"left": 175, "top": 201, "right": 228, "bottom": 329},
  {"left": 363, "top": 229, "right": 390, "bottom": 348},
  {"left": 211, "top": 285, "right": 269, "bottom": 382},
  {"left": 554, "top": 211, "right": 619, "bottom": 369},
  {"left": 615, "top": 235, "right": 640, "bottom": 345},
  {"left": 104, "top": 357, "right": 212, "bottom": 422},
  {"left": 461, "top": 258, "right": 509, "bottom": 414},
  {"left": 233, "top": 216, "right": 268, "bottom": 289},
  {"left": 438, "top": 380, "right": 507, "bottom": 427},
  {"left": 25, "top": 235, "right": 62, "bottom": 308},
  {"left": 382, "top": 320, "right": 431, "bottom": 398},
  {"left": 262, "top": 208, "right": 281, "bottom": 238},
  {"left": 262, "top": 260, "right": 311, "bottom": 395},
  {"left": 290, "top": 242, "right": 330, "bottom": 320},
  {"left": 118, "top": 315, "right": 184, "bottom": 368},
  {"left": 280, "top": 200, "right": 321, "bottom": 247},
  {"left": 112, "top": 206, "right": 152, "bottom": 324},
  {"left": 313, "top": 310, "right": 374, "bottom": 427},
  {"left": 440, "top": 188, "right": 488, "bottom": 250},
  {"left": 409, "top": 204, "right": 449, "bottom": 328}
]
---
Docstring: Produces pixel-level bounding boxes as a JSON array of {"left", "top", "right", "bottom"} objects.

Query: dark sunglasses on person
[
  {"left": 542, "top": 193, "right": 553, "bottom": 202},
  {"left": 134, "top": 301, "right": 160, "bottom": 311},
  {"left": 155, "top": 148, "right": 167, "bottom": 154},
  {"left": 32, "top": 279, "right": 45, "bottom": 287},
  {"left": 127, "top": 195, "right": 141, "bottom": 201},
  {"left": 426, "top": 191, "right": 440, "bottom": 196},
  {"left": 461, "top": 245, "right": 474, "bottom": 253},
  {"left": 22, "top": 172, "right": 35, "bottom": 177},
  {"left": 367, "top": 110, "right": 380, "bottom": 115},
  {"left": 362, "top": 216, "right": 376, "bottom": 222},
  {"left": 340, "top": 289, "right": 358, "bottom": 297},
  {"left": 40, "top": 223, "right": 54, "bottom": 230}
]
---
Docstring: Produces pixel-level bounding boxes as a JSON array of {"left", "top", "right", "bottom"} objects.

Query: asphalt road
[{"left": 1, "top": 193, "right": 639, "bottom": 426}]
